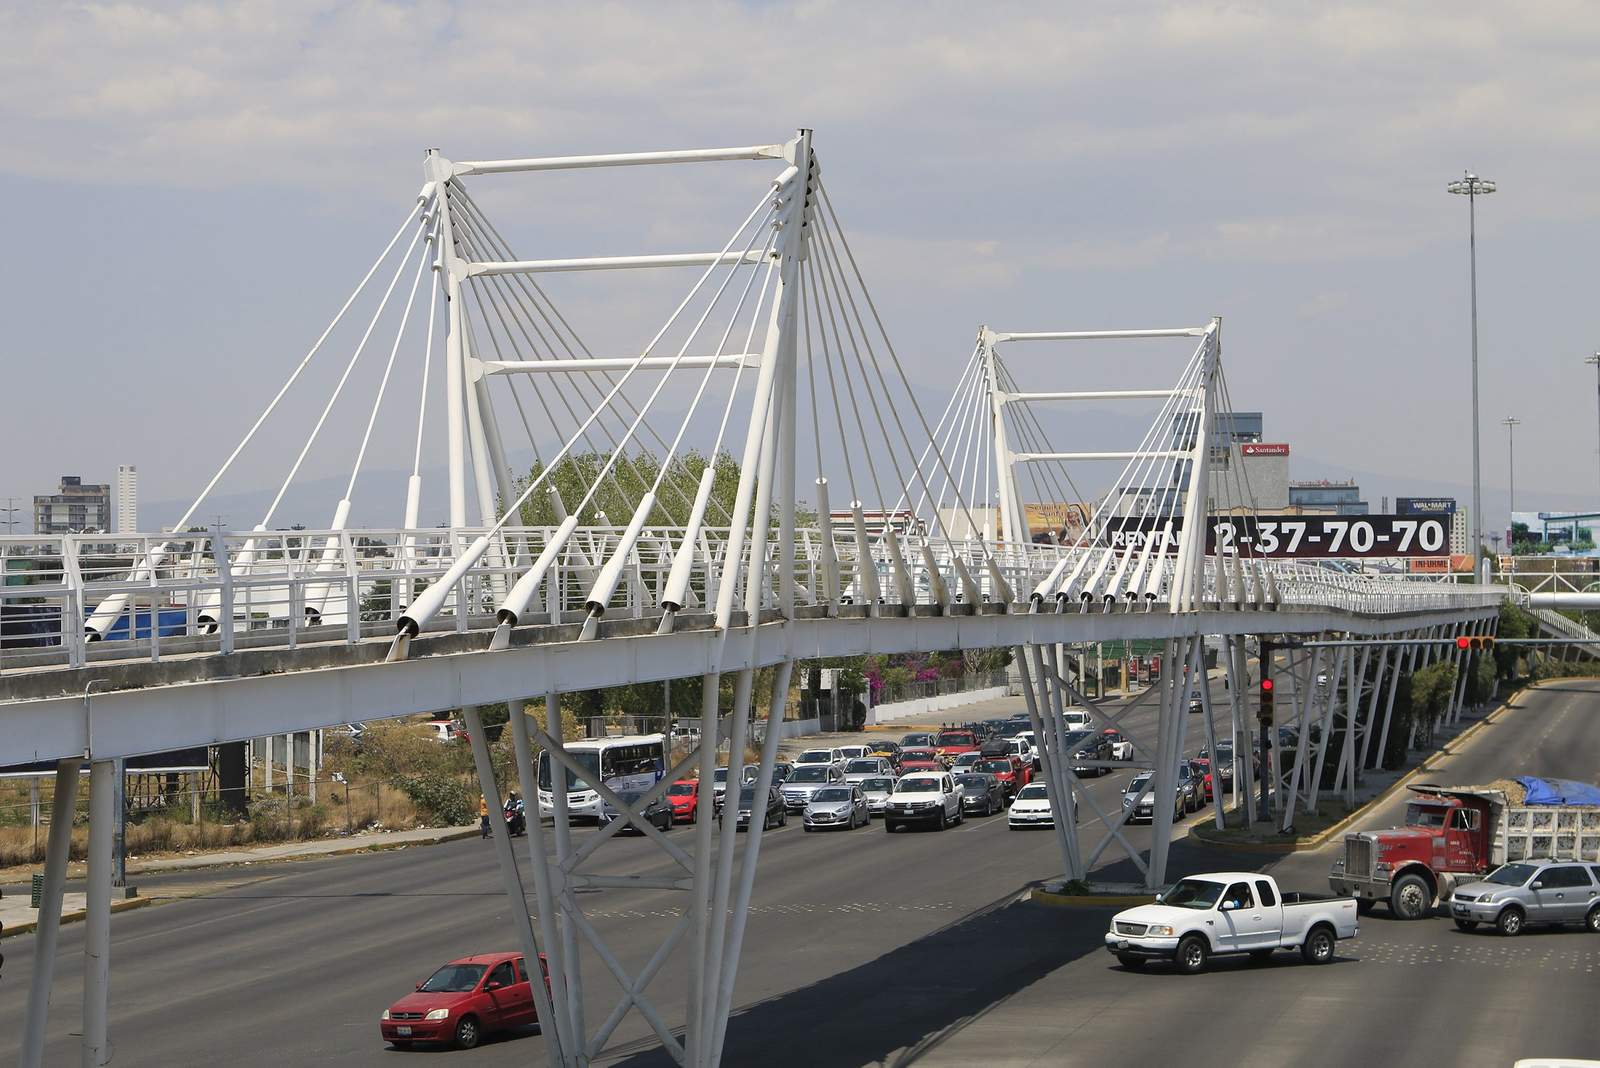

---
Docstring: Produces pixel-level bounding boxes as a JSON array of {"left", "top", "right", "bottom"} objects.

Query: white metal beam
[
  {"left": 452, "top": 144, "right": 786, "bottom": 176},
  {"left": 467, "top": 251, "right": 770, "bottom": 276},
  {"left": 481, "top": 354, "right": 760, "bottom": 375}
]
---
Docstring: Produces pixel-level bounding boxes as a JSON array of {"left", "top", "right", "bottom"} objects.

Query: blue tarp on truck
[{"left": 1515, "top": 777, "right": 1600, "bottom": 806}]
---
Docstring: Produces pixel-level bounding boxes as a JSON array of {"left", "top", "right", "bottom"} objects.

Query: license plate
[
  {"left": 1452, "top": 904, "right": 1467, "bottom": 914},
  {"left": 396, "top": 1027, "right": 412, "bottom": 1036}
]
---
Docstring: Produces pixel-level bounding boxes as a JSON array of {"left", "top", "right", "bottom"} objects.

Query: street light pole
[
  {"left": 1502, "top": 417, "right": 1520, "bottom": 545},
  {"left": 1586, "top": 353, "right": 1600, "bottom": 509},
  {"left": 1448, "top": 170, "right": 1496, "bottom": 579}
]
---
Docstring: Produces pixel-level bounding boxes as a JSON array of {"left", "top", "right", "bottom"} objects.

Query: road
[{"left": 2, "top": 679, "right": 1596, "bottom": 1066}]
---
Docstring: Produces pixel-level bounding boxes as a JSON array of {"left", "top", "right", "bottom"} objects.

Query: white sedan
[{"left": 1007, "top": 782, "right": 1056, "bottom": 830}]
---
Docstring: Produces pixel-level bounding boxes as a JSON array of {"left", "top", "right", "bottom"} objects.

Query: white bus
[{"left": 537, "top": 733, "right": 666, "bottom": 822}]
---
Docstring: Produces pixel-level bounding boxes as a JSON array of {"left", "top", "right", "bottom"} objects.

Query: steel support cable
[
  {"left": 905, "top": 345, "right": 986, "bottom": 521},
  {"left": 346, "top": 220, "right": 436, "bottom": 501},
  {"left": 808, "top": 235, "right": 887, "bottom": 508},
  {"left": 449, "top": 199, "right": 696, "bottom": 518},
  {"left": 261, "top": 214, "right": 430, "bottom": 528},
  {"left": 946, "top": 349, "right": 995, "bottom": 536},
  {"left": 804, "top": 255, "right": 861, "bottom": 499},
  {"left": 996, "top": 358, "right": 1090, "bottom": 530},
  {"left": 814, "top": 185, "right": 1001, "bottom": 565},
  {"left": 411, "top": 231, "right": 441, "bottom": 479},
  {"left": 172, "top": 201, "right": 426, "bottom": 534},
  {"left": 446, "top": 184, "right": 728, "bottom": 524},
  {"left": 925, "top": 352, "right": 990, "bottom": 526},
  {"left": 450, "top": 220, "right": 676, "bottom": 518}
]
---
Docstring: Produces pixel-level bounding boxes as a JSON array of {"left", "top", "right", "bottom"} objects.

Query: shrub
[{"left": 391, "top": 772, "right": 476, "bottom": 826}]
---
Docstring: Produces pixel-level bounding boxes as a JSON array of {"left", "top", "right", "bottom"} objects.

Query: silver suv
[{"left": 1449, "top": 859, "right": 1600, "bottom": 936}]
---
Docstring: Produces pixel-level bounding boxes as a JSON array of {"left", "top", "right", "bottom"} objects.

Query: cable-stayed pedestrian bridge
[{"left": 3, "top": 130, "right": 1505, "bottom": 1068}]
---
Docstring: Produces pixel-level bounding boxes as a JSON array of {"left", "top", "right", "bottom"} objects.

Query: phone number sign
[{"left": 1105, "top": 514, "right": 1450, "bottom": 559}]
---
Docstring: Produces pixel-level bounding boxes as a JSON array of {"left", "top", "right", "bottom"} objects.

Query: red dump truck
[{"left": 1328, "top": 778, "right": 1600, "bottom": 919}]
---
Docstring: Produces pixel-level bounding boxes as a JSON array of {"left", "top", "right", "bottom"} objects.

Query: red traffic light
[
  {"left": 1457, "top": 636, "right": 1471, "bottom": 650},
  {"left": 1260, "top": 678, "right": 1273, "bottom": 692}
]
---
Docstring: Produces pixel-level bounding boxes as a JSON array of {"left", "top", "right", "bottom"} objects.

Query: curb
[
  {"left": 1189, "top": 685, "right": 1526, "bottom": 855},
  {"left": 1029, "top": 887, "right": 1156, "bottom": 909},
  {"left": 124, "top": 827, "right": 481, "bottom": 876},
  {"left": 3, "top": 895, "right": 151, "bottom": 939}
]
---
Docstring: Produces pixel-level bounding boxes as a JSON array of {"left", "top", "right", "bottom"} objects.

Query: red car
[
  {"left": 1191, "top": 757, "right": 1214, "bottom": 802},
  {"left": 382, "top": 952, "right": 548, "bottom": 1050},
  {"left": 976, "top": 756, "right": 1027, "bottom": 796},
  {"left": 666, "top": 779, "right": 700, "bottom": 823},
  {"left": 898, "top": 747, "right": 944, "bottom": 773},
  {"left": 934, "top": 729, "right": 980, "bottom": 763}
]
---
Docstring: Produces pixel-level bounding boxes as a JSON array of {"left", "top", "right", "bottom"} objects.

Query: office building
[
  {"left": 33, "top": 475, "right": 111, "bottom": 534},
  {"left": 1169, "top": 411, "right": 1289, "bottom": 512},
  {"left": 116, "top": 464, "right": 138, "bottom": 534},
  {"left": 1288, "top": 479, "right": 1368, "bottom": 515}
]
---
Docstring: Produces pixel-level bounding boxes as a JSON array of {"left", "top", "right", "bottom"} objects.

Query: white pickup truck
[{"left": 1105, "top": 871, "right": 1358, "bottom": 973}]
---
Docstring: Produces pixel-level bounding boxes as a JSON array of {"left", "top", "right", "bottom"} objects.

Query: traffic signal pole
[{"left": 1257, "top": 638, "right": 1275, "bottom": 824}]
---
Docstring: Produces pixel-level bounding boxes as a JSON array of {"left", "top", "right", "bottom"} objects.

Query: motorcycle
[{"left": 502, "top": 797, "right": 527, "bottom": 838}]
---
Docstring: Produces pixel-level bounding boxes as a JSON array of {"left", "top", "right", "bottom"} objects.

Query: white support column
[
  {"left": 1281, "top": 644, "right": 1323, "bottom": 831},
  {"left": 1356, "top": 643, "right": 1392, "bottom": 774},
  {"left": 983, "top": 330, "right": 1027, "bottom": 546},
  {"left": 545, "top": 695, "right": 586, "bottom": 1052},
  {"left": 1230, "top": 636, "right": 1255, "bottom": 822},
  {"left": 1016, "top": 646, "right": 1081, "bottom": 883},
  {"left": 1198, "top": 642, "right": 1227, "bottom": 830},
  {"left": 685, "top": 672, "right": 721, "bottom": 1068},
  {"left": 1147, "top": 636, "right": 1188, "bottom": 888},
  {"left": 1306, "top": 641, "right": 1347, "bottom": 812},
  {"left": 21, "top": 758, "right": 83, "bottom": 1068},
  {"left": 82, "top": 759, "right": 114, "bottom": 1067}
]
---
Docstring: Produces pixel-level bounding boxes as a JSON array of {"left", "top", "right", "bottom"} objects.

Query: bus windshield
[{"left": 537, "top": 739, "right": 665, "bottom": 793}]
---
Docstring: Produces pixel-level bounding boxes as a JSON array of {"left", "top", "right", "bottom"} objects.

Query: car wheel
[
  {"left": 803, "top": 824, "right": 813, "bottom": 833},
  {"left": 1587, "top": 904, "right": 1600, "bottom": 933},
  {"left": 453, "top": 1014, "right": 482, "bottom": 1050},
  {"left": 935, "top": 808, "right": 946, "bottom": 831},
  {"left": 1454, "top": 918, "right": 1479, "bottom": 932},
  {"left": 1116, "top": 953, "right": 1145, "bottom": 969},
  {"left": 1389, "top": 873, "right": 1432, "bottom": 920},
  {"left": 1175, "top": 935, "right": 1209, "bottom": 974},
  {"left": 780, "top": 810, "right": 788, "bottom": 827},
  {"left": 885, "top": 820, "right": 897, "bottom": 833},
  {"left": 1301, "top": 926, "right": 1335, "bottom": 965},
  {"left": 1496, "top": 906, "right": 1525, "bottom": 937}
]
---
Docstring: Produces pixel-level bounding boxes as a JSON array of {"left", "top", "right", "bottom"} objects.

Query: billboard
[
  {"left": 1241, "top": 443, "right": 1290, "bottom": 456},
  {"left": 1396, "top": 497, "right": 1457, "bottom": 515},
  {"left": 1102, "top": 513, "right": 1451, "bottom": 559}
]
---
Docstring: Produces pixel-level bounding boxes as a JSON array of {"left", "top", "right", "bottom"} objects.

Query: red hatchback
[
  {"left": 898, "top": 747, "right": 944, "bottom": 773},
  {"left": 667, "top": 779, "right": 700, "bottom": 823},
  {"left": 382, "top": 952, "right": 547, "bottom": 1050}
]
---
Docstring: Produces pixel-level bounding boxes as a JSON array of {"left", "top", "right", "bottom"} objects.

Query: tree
[{"left": 513, "top": 450, "right": 746, "bottom": 529}]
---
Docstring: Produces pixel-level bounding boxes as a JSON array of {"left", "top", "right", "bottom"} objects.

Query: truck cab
[{"left": 1331, "top": 791, "right": 1493, "bottom": 918}]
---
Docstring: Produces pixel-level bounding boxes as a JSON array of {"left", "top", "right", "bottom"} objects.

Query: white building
[{"left": 116, "top": 465, "right": 138, "bottom": 534}]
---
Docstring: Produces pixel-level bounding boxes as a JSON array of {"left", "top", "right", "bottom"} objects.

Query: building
[
  {"left": 1510, "top": 510, "right": 1599, "bottom": 549},
  {"left": 1397, "top": 496, "right": 1468, "bottom": 555},
  {"left": 1168, "top": 411, "right": 1290, "bottom": 512},
  {"left": 1288, "top": 479, "right": 1368, "bottom": 515},
  {"left": 116, "top": 465, "right": 138, "bottom": 534},
  {"left": 33, "top": 475, "right": 111, "bottom": 534}
]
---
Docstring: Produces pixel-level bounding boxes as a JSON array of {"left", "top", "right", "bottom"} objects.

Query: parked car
[
  {"left": 780, "top": 764, "right": 845, "bottom": 810},
  {"left": 804, "top": 784, "right": 871, "bottom": 831},
  {"left": 666, "top": 779, "right": 700, "bottom": 823},
  {"left": 858, "top": 775, "right": 897, "bottom": 818},
  {"left": 1103, "top": 729, "right": 1134, "bottom": 761},
  {"left": 1008, "top": 782, "right": 1057, "bottom": 830},
  {"left": 935, "top": 729, "right": 981, "bottom": 763},
  {"left": 1063, "top": 730, "right": 1113, "bottom": 776},
  {"left": 956, "top": 773, "right": 1006, "bottom": 817},
  {"left": 794, "top": 748, "right": 847, "bottom": 772},
  {"left": 884, "top": 772, "right": 963, "bottom": 832},
  {"left": 948, "top": 751, "right": 986, "bottom": 777},
  {"left": 425, "top": 719, "right": 461, "bottom": 744},
  {"left": 598, "top": 790, "right": 674, "bottom": 834},
  {"left": 898, "top": 747, "right": 945, "bottom": 773},
  {"left": 1448, "top": 859, "right": 1600, "bottom": 935},
  {"left": 1105, "top": 873, "right": 1358, "bottom": 973},
  {"left": 722, "top": 784, "right": 788, "bottom": 832},
  {"left": 1122, "top": 772, "right": 1185, "bottom": 824},
  {"left": 843, "top": 757, "right": 895, "bottom": 783},
  {"left": 382, "top": 952, "right": 547, "bottom": 1049},
  {"left": 976, "top": 756, "right": 1025, "bottom": 797}
]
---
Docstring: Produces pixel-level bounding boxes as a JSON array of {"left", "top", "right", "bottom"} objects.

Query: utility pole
[
  {"left": 1502, "top": 417, "right": 1520, "bottom": 543},
  {"left": 1586, "top": 352, "right": 1600, "bottom": 510},
  {"left": 1447, "top": 170, "right": 1496, "bottom": 580},
  {"left": 1, "top": 496, "right": 21, "bottom": 534}
]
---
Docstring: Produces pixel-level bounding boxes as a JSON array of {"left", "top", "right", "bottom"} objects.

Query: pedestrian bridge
[{"left": 1, "top": 130, "right": 1514, "bottom": 1068}]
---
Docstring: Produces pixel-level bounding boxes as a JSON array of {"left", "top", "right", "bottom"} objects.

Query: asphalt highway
[{"left": 2, "top": 678, "right": 1596, "bottom": 1066}]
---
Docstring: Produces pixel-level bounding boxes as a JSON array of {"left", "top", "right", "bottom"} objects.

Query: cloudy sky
[{"left": 3, "top": 1, "right": 1598, "bottom": 534}]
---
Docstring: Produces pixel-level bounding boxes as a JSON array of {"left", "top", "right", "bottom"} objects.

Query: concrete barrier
[{"left": 868, "top": 686, "right": 1010, "bottom": 724}]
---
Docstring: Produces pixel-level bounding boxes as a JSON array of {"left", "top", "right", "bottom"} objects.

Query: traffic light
[
  {"left": 1456, "top": 635, "right": 1495, "bottom": 651},
  {"left": 1259, "top": 676, "right": 1275, "bottom": 725}
]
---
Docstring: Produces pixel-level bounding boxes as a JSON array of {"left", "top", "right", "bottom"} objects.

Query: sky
[{"left": 3, "top": 1, "right": 1599, "bottom": 536}]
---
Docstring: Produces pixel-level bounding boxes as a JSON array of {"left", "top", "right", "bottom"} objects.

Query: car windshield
[
  {"left": 737, "top": 787, "right": 762, "bottom": 803},
  {"left": 1016, "top": 784, "right": 1048, "bottom": 800},
  {"left": 1162, "top": 879, "right": 1225, "bottom": 910},
  {"left": 668, "top": 782, "right": 696, "bottom": 796},
  {"left": 956, "top": 775, "right": 988, "bottom": 789},
  {"left": 713, "top": 768, "right": 729, "bottom": 783},
  {"left": 903, "top": 749, "right": 936, "bottom": 761},
  {"left": 936, "top": 732, "right": 975, "bottom": 746},
  {"left": 790, "top": 767, "right": 829, "bottom": 782},
  {"left": 977, "top": 761, "right": 1010, "bottom": 774},
  {"left": 420, "top": 963, "right": 486, "bottom": 993},
  {"left": 861, "top": 777, "right": 894, "bottom": 792},
  {"left": 899, "top": 778, "right": 940, "bottom": 793},
  {"left": 1128, "top": 775, "right": 1152, "bottom": 793},
  {"left": 846, "top": 760, "right": 880, "bottom": 773},
  {"left": 813, "top": 787, "right": 851, "bottom": 802},
  {"left": 797, "top": 751, "right": 831, "bottom": 763},
  {"left": 1406, "top": 803, "right": 1449, "bottom": 829},
  {"left": 1485, "top": 863, "right": 1538, "bottom": 886},
  {"left": 902, "top": 734, "right": 933, "bottom": 746}
]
